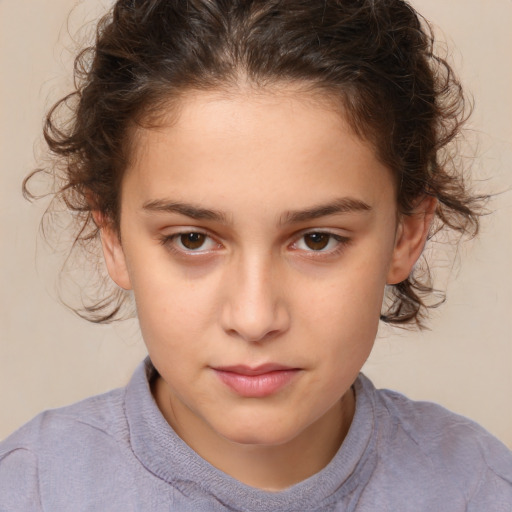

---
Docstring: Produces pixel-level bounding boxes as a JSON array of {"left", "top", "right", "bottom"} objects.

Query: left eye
[{"left": 294, "top": 232, "right": 343, "bottom": 252}]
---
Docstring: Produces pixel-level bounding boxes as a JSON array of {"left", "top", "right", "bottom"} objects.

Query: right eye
[
  {"left": 177, "top": 232, "right": 209, "bottom": 250},
  {"left": 162, "top": 231, "right": 220, "bottom": 253}
]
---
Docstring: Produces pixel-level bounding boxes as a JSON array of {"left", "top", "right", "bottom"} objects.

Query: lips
[
  {"left": 215, "top": 364, "right": 295, "bottom": 375},
  {"left": 212, "top": 364, "right": 300, "bottom": 398}
]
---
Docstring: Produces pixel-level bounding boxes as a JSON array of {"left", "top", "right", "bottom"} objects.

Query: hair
[{"left": 24, "top": 0, "right": 485, "bottom": 327}]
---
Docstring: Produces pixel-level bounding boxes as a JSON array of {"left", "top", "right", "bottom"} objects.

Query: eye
[
  {"left": 293, "top": 232, "right": 347, "bottom": 252},
  {"left": 178, "top": 232, "right": 208, "bottom": 250},
  {"left": 164, "top": 231, "right": 219, "bottom": 252}
]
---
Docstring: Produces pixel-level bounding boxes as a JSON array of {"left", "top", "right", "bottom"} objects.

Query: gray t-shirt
[{"left": 1, "top": 359, "right": 511, "bottom": 511}]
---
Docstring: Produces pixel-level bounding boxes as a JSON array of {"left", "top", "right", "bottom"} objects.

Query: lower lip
[{"left": 214, "top": 369, "right": 300, "bottom": 398}]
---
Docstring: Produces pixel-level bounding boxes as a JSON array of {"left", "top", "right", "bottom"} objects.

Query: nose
[{"left": 220, "top": 253, "right": 290, "bottom": 343}]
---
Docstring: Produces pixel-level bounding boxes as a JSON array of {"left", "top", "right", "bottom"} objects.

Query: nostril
[
  {"left": 224, "top": 326, "right": 282, "bottom": 343},
  {"left": 221, "top": 304, "right": 290, "bottom": 343}
]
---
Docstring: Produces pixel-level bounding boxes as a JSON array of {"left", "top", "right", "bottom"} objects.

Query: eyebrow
[
  {"left": 142, "top": 199, "right": 229, "bottom": 223},
  {"left": 280, "top": 197, "right": 372, "bottom": 224},
  {"left": 142, "top": 196, "right": 372, "bottom": 225}
]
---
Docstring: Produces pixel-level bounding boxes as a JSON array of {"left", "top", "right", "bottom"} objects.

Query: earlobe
[
  {"left": 386, "top": 196, "right": 437, "bottom": 285},
  {"left": 92, "top": 211, "right": 133, "bottom": 291}
]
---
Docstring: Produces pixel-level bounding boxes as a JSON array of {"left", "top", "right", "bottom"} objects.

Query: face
[{"left": 101, "top": 86, "right": 431, "bottom": 450}]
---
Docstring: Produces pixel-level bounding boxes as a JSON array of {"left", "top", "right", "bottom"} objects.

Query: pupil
[
  {"left": 305, "top": 233, "right": 329, "bottom": 250},
  {"left": 181, "top": 233, "right": 205, "bottom": 249}
]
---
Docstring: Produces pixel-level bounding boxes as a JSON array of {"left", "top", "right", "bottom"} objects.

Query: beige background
[{"left": 1, "top": 0, "right": 511, "bottom": 447}]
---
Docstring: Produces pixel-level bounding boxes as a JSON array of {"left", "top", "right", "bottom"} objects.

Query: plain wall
[{"left": 1, "top": 0, "right": 511, "bottom": 447}]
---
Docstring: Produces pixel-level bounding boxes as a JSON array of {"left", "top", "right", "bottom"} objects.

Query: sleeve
[
  {"left": 467, "top": 437, "right": 512, "bottom": 512},
  {"left": 0, "top": 447, "right": 43, "bottom": 512},
  {"left": 467, "top": 468, "right": 512, "bottom": 512}
]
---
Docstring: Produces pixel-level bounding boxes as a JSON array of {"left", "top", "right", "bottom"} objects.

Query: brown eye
[
  {"left": 303, "top": 233, "right": 331, "bottom": 251},
  {"left": 179, "top": 232, "right": 207, "bottom": 250}
]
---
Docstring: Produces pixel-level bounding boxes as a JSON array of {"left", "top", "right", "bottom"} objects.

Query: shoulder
[
  {"left": 373, "top": 383, "right": 512, "bottom": 473},
  {"left": 0, "top": 386, "right": 127, "bottom": 455},
  {"left": 360, "top": 375, "right": 512, "bottom": 508},
  {"left": 0, "top": 387, "right": 128, "bottom": 510}
]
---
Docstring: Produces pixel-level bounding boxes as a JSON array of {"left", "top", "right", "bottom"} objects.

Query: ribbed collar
[{"left": 125, "top": 358, "right": 378, "bottom": 511}]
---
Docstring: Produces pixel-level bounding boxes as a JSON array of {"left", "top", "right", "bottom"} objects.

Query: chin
[{"left": 215, "top": 416, "right": 302, "bottom": 447}]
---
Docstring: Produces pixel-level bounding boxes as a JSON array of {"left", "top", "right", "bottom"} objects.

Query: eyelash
[{"left": 159, "top": 230, "right": 350, "bottom": 257}]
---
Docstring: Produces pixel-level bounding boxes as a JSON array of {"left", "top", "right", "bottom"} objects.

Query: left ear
[{"left": 386, "top": 195, "right": 437, "bottom": 285}]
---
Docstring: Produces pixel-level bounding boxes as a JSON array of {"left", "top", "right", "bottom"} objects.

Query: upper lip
[{"left": 213, "top": 364, "right": 297, "bottom": 376}]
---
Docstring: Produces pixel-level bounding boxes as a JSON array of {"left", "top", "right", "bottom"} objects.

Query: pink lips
[{"left": 213, "top": 364, "right": 300, "bottom": 398}]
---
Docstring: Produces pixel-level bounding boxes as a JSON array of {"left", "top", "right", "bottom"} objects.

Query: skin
[{"left": 98, "top": 86, "right": 435, "bottom": 490}]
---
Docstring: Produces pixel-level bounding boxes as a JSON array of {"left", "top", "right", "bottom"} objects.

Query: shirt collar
[{"left": 125, "top": 357, "right": 378, "bottom": 511}]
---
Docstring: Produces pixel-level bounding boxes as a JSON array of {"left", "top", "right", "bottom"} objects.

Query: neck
[{"left": 153, "top": 378, "right": 355, "bottom": 490}]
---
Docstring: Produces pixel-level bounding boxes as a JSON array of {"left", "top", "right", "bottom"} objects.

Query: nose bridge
[{"left": 221, "top": 248, "right": 289, "bottom": 342}]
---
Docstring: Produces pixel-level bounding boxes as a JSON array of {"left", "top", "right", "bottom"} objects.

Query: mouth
[{"left": 211, "top": 364, "right": 301, "bottom": 398}]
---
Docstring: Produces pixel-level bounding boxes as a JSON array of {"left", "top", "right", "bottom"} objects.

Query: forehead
[{"left": 123, "top": 86, "right": 395, "bottom": 215}]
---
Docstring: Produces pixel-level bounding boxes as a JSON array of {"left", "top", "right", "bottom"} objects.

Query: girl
[{"left": 1, "top": 0, "right": 511, "bottom": 510}]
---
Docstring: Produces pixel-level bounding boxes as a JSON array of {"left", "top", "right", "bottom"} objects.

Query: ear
[
  {"left": 386, "top": 196, "right": 437, "bottom": 285},
  {"left": 92, "top": 210, "right": 132, "bottom": 291}
]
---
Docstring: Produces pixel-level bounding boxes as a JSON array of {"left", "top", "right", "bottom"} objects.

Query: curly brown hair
[{"left": 24, "top": 0, "right": 484, "bottom": 326}]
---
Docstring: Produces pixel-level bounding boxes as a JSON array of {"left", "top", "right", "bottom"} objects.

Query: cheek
[
  {"left": 301, "top": 251, "right": 389, "bottom": 321},
  {"left": 127, "top": 257, "right": 221, "bottom": 352},
  {"left": 294, "top": 251, "right": 390, "bottom": 368},
  {"left": 134, "top": 285, "right": 214, "bottom": 385}
]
